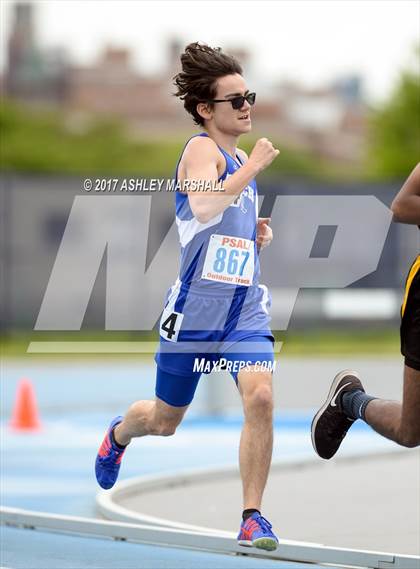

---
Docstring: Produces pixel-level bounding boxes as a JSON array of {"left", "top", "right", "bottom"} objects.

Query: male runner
[
  {"left": 312, "top": 163, "right": 420, "bottom": 458},
  {"left": 95, "top": 42, "right": 280, "bottom": 551}
]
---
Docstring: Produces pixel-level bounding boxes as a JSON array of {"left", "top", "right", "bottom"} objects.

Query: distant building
[
  {"left": 4, "top": 2, "right": 368, "bottom": 163},
  {"left": 67, "top": 47, "right": 176, "bottom": 119},
  {"left": 6, "top": 2, "right": 68, "bottom": 104},
  {"left": 270, "top": 81, "right": 367, "bottom": 163}
]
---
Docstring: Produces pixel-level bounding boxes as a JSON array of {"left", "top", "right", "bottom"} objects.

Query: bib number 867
[{"left": 213, "top": 248, "right": 250, "bottom": 276}]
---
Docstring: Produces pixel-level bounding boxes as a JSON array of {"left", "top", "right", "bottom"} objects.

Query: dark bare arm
[{"left": 390, "top": 163, "right": 420, "bottom": 224}]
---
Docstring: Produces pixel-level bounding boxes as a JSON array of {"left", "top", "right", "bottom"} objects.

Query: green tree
[{"left": 367, "top": 45, "right": 420, "bottom": 178}]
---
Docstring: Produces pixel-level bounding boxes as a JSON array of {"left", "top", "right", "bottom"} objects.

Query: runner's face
[{"left": 211, "top": 74, "right": 252, "bottom": 135}]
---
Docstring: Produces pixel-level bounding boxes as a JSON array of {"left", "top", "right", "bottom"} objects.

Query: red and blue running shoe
[
  {"left": 237, "top": 512, "right": 279, "bottom": 551},
  {"left": 95, "top": 416, "right": 126, "bottom": 489}
]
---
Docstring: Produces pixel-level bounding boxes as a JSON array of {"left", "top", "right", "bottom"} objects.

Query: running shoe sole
[
  {"left": 238, "top": 537, "right": 278, "bottom": 551},
  {"left": 311, "top": 369, "right": 361, "bottom": 459}
]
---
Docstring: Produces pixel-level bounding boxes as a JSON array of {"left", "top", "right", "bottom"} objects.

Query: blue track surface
[
  {"left": 1, "top": 360, "right": 397, "bottom": 568},
  {"left": 2, "top": 526, "right": 342, "bottom": 569}
]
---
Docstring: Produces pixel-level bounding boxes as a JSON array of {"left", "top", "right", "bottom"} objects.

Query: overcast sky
[{"left": 1, "top": 0, "right": 419, "bottom": 102}]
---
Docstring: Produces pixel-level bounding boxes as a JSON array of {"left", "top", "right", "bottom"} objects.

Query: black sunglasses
[{"left": 208, "top": 92, "right": 256, "bottom": 110}]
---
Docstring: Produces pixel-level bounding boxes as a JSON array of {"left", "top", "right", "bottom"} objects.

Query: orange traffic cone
[{"left": 9, "top": 379, "right": 42, "bottom": 432}]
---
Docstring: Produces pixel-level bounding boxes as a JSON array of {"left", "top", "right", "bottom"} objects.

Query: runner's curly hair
[{"left": 173, "top": 42, "right": 243, "bottom": 126}]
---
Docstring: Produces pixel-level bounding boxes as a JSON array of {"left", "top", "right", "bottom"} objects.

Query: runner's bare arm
[
  {"left": 256, "top": 218, "right": 273, "bottom": 251},
  {"left": 182, "top": 137, "right": 279, "bottom": 223},
  {"left": 235, "top": 149, "right": 275, "bottom": 251},
  {"left": 391, "top": 163, "right": 420, "bottom": 224}
]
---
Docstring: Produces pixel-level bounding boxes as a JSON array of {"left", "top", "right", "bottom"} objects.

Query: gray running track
[{"left": 118, "top": 451, "right": 420, "bottom": 555}]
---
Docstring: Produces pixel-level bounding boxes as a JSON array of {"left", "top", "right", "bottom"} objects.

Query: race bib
[
  {"left": 159, "top": 307, "right": 184, "bottom": 342},
  {"left": 202, "top": 234, "right": 255, "bottom": 286}
]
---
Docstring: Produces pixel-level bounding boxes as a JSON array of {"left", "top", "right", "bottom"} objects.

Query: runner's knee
[
  {"left": 150, "top": 404, "right": 185, "bottom": 436},
  {"left": 149, "top": 419, "right": 179, "bottom": 436},
  {"left": 397, "top": 427, "right": 420, "bottom": 448},
  {"left": 243, "top": 381, "right": 273, "bottom": 414}
]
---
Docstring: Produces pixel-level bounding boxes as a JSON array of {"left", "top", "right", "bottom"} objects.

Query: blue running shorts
[{"left": 154, "top": 283, "right": 275, "bottom": 407}]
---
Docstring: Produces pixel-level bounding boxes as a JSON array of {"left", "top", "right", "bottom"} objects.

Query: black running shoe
[{"left": 311, "top": 370, "right": 364, "bottom": 459}]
